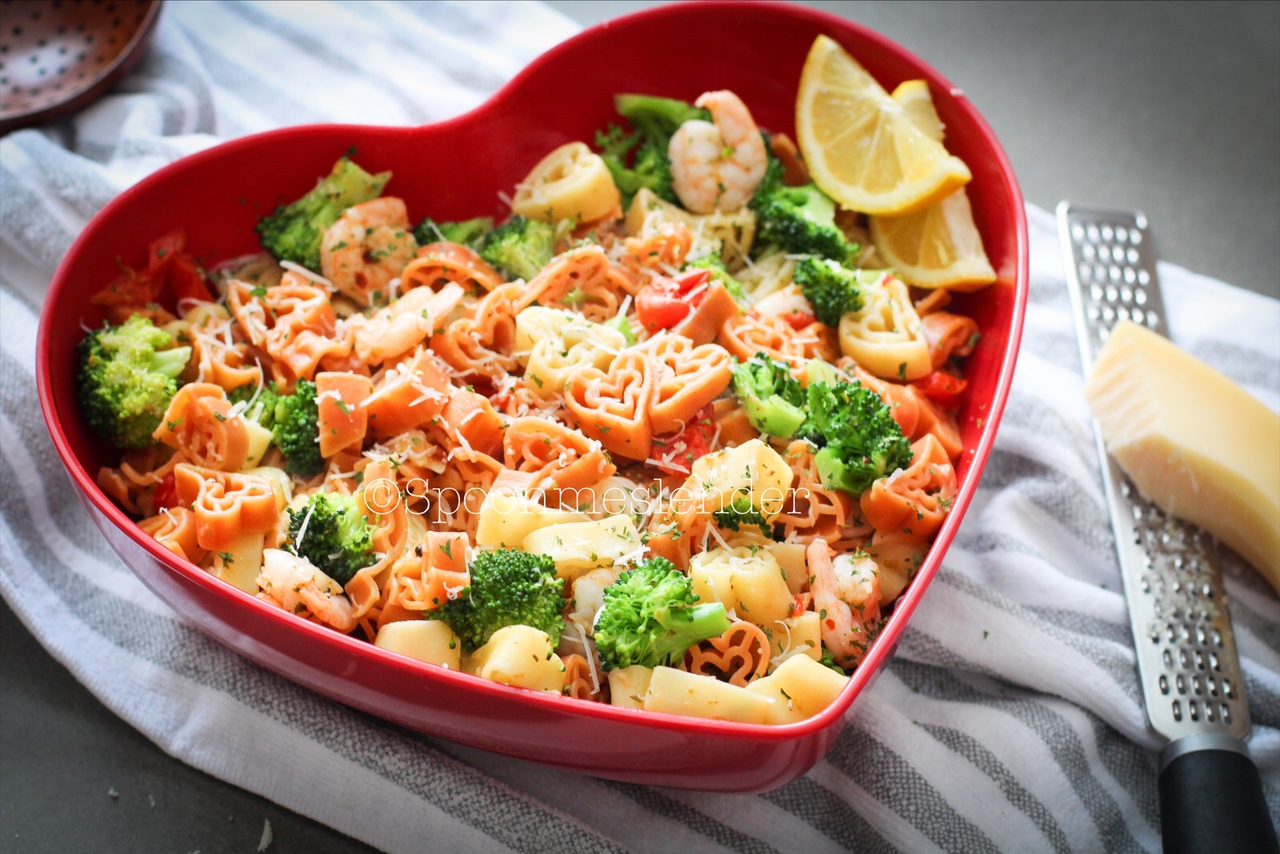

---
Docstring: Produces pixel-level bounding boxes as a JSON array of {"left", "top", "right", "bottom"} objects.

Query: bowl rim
[{"left": 34, "top": 0, "right": 1029, "bottom": 744}]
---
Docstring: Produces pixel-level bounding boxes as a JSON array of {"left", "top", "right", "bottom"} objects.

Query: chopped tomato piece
[
  {"left": 635, "top": 269, "right": 713, "bottom": 333},
  {"left": 646, "top": 404, "right": 715, "bottom": 475},
  {"left": 152, "top": 472, "right": 179, "bottom": 513},
  {"left": 912, "top": 370, "right": 968, "bottom": 408},
  {"left": 147, "top": 229, "right": 186, "bottom": 274},
  {"left": 168, "top": 254, "right": 214, "bottom": 304},
  {"left": 778, "top": 310, "right": 816, "bottom": 331}
]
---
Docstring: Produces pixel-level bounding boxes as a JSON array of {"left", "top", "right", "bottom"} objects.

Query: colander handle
[{"left": 1158, "top": 734, "right": 1278, "bottom": 854}]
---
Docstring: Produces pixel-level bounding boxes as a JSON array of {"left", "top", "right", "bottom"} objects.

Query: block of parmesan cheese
[{"left": 1085, "top": 320, "right": 1280, "bottom": 592}]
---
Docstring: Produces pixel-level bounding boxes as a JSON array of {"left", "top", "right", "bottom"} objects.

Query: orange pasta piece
[
  {"left": 153, "top": 382, "right": 250, "bottom": 471},
  {"left": 502, "top": 417, "right": 616, "bottom": 495},
  {"left": 351, "top": 281, "right": 465, "bottom": 366},
  {"left": 416, "top": 532, "right": 471, "bottom": 611},
  {"left": 774, "top": 440, "right": 858, "bottom": 545},
  {"left": 642, "top": 334, "right": 734, "bottom": 435},
  {"left": 860, "top": 434, "right": 956, "bottom": 542},
  {"left": 516, "top": 244, "right": 627, "bottom": 323},
  {"left": 189, "top": 317, "right": 262, "bottom": 392},
  {"left": 432, "top": 386, "right": 506, "bottom": 458},
  {"left": 562, "top": 653, "right": 603, "bottom": 701},
  {"left": 565, "top": 350, "right": 655, "bottom": 462},
  {"left": 620, "top": 222, "right": 692, "bottom": 278},
  {"left": 316, "top": 371, "right": 374, "bottom": 458},
  {"left": 138, "top": 507, "right": 207, "bottom": 565},
  {"left": 363, "top": 347, "right": 452, "bottom": 438},
  {"left": 173, "top": 463, "right": 279, "bottom": 552},
  {"left": 227, "top": 274, "right": 343, "bottom": 388},
  {"left": 718, "top": 312, "right": 838, "bottom": 367},
  {"left": 921, "top": 310, "right": 980, "bottom": 369},
  {"left": 429, "top": 282, "right": 522, "bottom": 383},
  {"left": 712, "top": 398, "right": 759, "bottom": 448},
  {"left": 672, "top": 283, "right": 741, "bottom": 347},
  {"left": 686, "top": 621, "right": 771, "bottom": 687},
  {"left": 403, "top": 241, "right": 505, "bottom": 294}
]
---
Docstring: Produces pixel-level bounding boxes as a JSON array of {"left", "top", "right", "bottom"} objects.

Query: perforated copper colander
[{"left": 0, "top": 0, "right": 163, "bottom": 134}]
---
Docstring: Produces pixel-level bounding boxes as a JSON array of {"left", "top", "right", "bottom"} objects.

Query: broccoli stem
[{"left": 150, "top": 347, "right": 192, "bottom": 378}]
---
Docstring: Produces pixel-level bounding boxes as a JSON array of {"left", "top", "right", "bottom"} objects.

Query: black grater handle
[{"left": 1158, "top": 735, "right": 1278, "bottom": 854}]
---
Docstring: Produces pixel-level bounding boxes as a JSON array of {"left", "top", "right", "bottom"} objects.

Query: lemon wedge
[
  {"left": 890, "top": 79, "right": 944, "bottom": 143},
  {"left": 868, "top": 80, "right": 996, "bottom": 290},
  {"left": 869, "top": 190, "right": 997, "bottom": 290},
  {"left": 795, "top": 35, "right": 971, "bottom": 216}
]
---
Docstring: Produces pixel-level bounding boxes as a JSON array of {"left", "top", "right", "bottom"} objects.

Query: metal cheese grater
[{"left": 1058, "top": 202, "right": 1277, "bottom": 854}]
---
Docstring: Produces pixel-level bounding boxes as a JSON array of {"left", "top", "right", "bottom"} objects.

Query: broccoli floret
[
  {"left": 413, "top": 216, "right": 494, "bottom": 248},
  {"left": 595, "top": 94, "right": 710, "bottom": 207},
  {"left": 750, "top": 161, "right": 856, "bottom": 263},
  {"left": 77, "top": 314, "right": 192, "bottom": 448},
  {"left": 798, "top": 380, "right": 912, "bottom": 494},
  {"left": 730, "top": 353, "right": 808, "bottom": 439},
  {"left": 268, "top": 380, "right": 323, "bottom": 477},
  {"left": 431, "top": 548, "right": 566, "bottom": 651},
  {"left": 684, "top": 254, "right": 745, "bottom": 302},
  {"left": 711, "top": 491, "right": 778, "bottom": 540},
  {"left": 792, "top": 256, "right": 866, "bottom": 327},
  {"left": 255, "top": 156, "right": 391, "bottom": 272},
  {"left": 286, "top": 492, "right": 376, "bottom": 585},
  {"left": 477, "top": 215, "right": 559, "bottom": 282},
  {"left": 592, "top": 557, "right": 731, "bottom": 671}
]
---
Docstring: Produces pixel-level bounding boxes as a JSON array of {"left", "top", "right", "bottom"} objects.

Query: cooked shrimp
[
  {"left": 320, "top": 197, "right": 418, "bottom": 307},
  {"left": 669, "top": 90, "right": 768, "bottom": 214},
  {"left": 257, "top": 548, "right": 358, "bottom": 633},
  {"left": 807, "top": 539, "right": 882, "bottom": 669}
]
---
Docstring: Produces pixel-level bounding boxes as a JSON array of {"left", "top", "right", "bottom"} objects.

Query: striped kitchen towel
[{"left": 1, "top": 2, "right": 1276, "bottom": 851}]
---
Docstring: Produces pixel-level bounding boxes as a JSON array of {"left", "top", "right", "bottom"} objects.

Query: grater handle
[{"left": 1158, "top": 736, "right": 1278, "bottom": 853}]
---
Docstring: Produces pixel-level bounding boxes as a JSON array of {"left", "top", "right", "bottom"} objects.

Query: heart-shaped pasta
[
  {"left": 717, "top": 312, "right": 838, "bottom": 366},
  {"left": 618, "top": 221, "right": 693, "bottom": 277},
  {"left": 517, "top": 245, "right": 630, "bottom": 324},
  {"left": 859, "top": 433, "right": 956, "bottom": 543},
  {"left": 838, "top": 273, "right": 931, "bottom": 381},
  {"left": 153, "top": 382, "right": 250, "bottom": 472},
  {"left": 565, "top": 351, "right": 655, "bottom": 462},
  {"left": 402, "top": 240, "right": 505, "bottom": 295},
  {"left": 525, "top": 317, "right": 627, "bottom": 400},
  {"left": 138, "top": 506, "right": 205, "bottom": 565},
  {"left": 511, "top": 141, "right": 621, "bottom": 224},
  {"left": 502, "top": 416, "right": 616, "bottom": 496},
  {"left": 173, "top": 463, "right": 280, "bottom": 552},
  {"left": 686, "top": 621, "right": 771, "bottom": 687},
  {"left": 641, "top": 333, "right": 734, "bottom": 435},
  {"left": 227, "top": 273, "right": 342, "bottom": 389},
  {"left": 430, "top": 282, "right": 522, "bottom": 383}
]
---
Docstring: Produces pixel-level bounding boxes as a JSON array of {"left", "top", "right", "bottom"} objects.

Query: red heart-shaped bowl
[{"left": 36, "top": 0, "right": 1027, "bottom": 792}]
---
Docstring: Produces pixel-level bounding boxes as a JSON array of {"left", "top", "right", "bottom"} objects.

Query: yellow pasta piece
[
  {"left": 512, "top": 142, "right": 620, "bottom": 223},
  {"left": 688, "top": 438, "right": 792, "bottom": 518},
  {"left": 838, "top": 272, "right": 931, "bottom": 380},
  {"left": 474, "top": 490, "right": 589, "bottom": 549},
  {"left": 689, "top": 545, "right": 793, "bottom": 627},
  {"left": 607, "top": 665, "right": 654, "bottom": 710},
  {"left": 238, "top": 418, "right": 274, "bottom": 471},
  {"left": 525, "top": 318, "right": 627, "bottom": 400},
  {"left": 374, "top": 620, "right": 462, "bottom": 670},
  {"left": 764, "top": 541, "right": 808, "bottom": 596},
  {"left": 210, "top": 529, "right": 266, "bottom": 594},
  {"left": 465, "top": 625, "right": 566, "bottom": 693},
  {"left": 767, "top": 611, "right": 823, "bottom": 669},
  {"left": 642, "top": 666, "right": 771, "bottom": 724},
  {"left": 624, "top": 187, "right": 757, "bottom": 269},
  {"left": 521, "top": 515, "right": 643, "bottom": 582},
  {"left": 514, "top": 305, "right": 577, "bottom": 358},
  {"left": 746, "top": 654, "right": 849, "bottom": 725}
]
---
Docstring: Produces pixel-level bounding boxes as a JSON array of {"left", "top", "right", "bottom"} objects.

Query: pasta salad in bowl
[{"left": 37, "top": 1, "right": 1027, "bottom": 792}]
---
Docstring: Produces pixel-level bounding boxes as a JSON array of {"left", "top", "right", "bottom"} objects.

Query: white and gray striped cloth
[{"left": 1, "top": 2, "right": 1276, "bottom": 851}]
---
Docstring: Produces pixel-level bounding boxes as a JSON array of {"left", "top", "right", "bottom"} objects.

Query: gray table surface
[{"left": 3, "top": 3, "right": 1276, "bottom": 853}]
